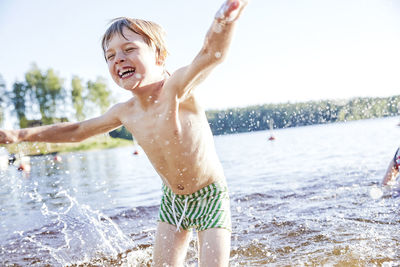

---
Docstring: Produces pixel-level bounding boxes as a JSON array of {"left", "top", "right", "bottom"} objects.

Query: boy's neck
[{"left": 133, "top": 76, "right": 166, "bottom": 109}]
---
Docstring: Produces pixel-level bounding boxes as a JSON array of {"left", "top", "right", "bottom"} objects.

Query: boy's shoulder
[{"left": 108, "top": 97, "right": 136, "bottom": 115}]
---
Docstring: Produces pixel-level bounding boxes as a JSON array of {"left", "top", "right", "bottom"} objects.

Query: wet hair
[{"left": 101, "top": 17, "right": 168, "bottom": 65}]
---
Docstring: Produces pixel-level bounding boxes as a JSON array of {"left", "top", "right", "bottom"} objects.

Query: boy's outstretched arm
[
  {"left": 0, "top": 104, "right": 123, "bottom": 144},
  {"left": 171, "top": 0, "right": 248, "bottom": 99}
]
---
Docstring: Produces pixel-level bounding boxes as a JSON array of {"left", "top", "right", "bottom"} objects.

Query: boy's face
[{"left": 105, "top": 27, "right": 161, "bottom": 91}]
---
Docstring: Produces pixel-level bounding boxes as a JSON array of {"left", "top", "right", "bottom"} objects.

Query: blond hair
[{"left": 101, "top": 17, "right": 168, "bottom": 65}]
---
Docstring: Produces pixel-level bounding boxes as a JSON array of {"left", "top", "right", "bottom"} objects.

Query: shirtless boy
[{"left": 0, "top": 0, "right": 247, "bottom": 266}]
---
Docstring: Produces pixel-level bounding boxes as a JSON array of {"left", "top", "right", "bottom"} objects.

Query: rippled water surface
[{"left": 1, "top": 117, "right": 400, "bottom": 266}]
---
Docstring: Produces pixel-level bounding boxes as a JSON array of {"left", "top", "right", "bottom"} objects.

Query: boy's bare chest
[
  {"left": 120, "top": 96, "right": 205, "bottom": 151},
  {"left": 123, "top": 103, "right": 188, "bottom": 146}
]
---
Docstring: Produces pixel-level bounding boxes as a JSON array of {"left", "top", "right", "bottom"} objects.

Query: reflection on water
[{"left": 1, "top": 117, "right": 400, "bottom": 266}]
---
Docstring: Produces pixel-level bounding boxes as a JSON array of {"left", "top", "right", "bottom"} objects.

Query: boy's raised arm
[
  {"left": 382, "top": 158, "right": 399, "bottom": 186},
  {"left": 0, "top": 104, "right": 123, "bottom": 144},
  {"left": 172, "top": 0, "right": 248, "bottom": 99},
  {"left": 382, "top": 148, "right": 400, "bottom": 186}
]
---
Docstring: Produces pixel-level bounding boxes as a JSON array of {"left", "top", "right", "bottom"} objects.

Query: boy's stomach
[{"left": 152, "top": 151, "right": 226, "bottom": 195}]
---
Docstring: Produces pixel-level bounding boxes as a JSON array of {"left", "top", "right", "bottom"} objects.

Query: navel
[{"left": 177, "top": 184, "right": 184, "bottom": 190}]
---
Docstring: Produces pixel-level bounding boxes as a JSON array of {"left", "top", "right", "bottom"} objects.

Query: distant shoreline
[
  {"left": 206, "top": 95, "right": 400, "bottom": 135},
  {"left": 1, "top": 135, "right": 134, "bottom": 156}
]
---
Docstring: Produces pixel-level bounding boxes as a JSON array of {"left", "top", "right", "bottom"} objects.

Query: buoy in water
[
  {"left": 54, "top": 155, "right": 62, "bottom": 162},
  {"left": 268, "top": 135, "right": 275, "bottom": 141},
  {"left": 133, "top": 150, "right": 139, "bottom": 155},
  {"left": 18, "top": 163, "right": 31, "bottom": 172},
  {"left": 17, "top": 156, "right": 31, "bottom": 172}
]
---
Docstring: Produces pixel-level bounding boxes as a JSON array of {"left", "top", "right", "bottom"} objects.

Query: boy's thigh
[
  {"left": 153, "top": 221, "right": 192, "bottom": 267},
  {"left": 197, "top": 227, "right": 231, "bottom": 267}
]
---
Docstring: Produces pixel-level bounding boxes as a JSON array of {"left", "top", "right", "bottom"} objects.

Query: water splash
[{"left": 20, "top": 189, "right": 134, "bottom": 266}]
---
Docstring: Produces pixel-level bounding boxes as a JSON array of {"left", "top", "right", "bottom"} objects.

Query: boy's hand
[
  {"left": 215, "top": 0, "right": 248, "bottom": 23},
  {"left": 0, "top": 130, "right": 18, "bottom": 144}
]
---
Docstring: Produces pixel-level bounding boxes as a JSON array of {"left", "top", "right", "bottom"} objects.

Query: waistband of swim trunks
[{"left": 162, "top": 181, "right": 228, "bottom": 200}]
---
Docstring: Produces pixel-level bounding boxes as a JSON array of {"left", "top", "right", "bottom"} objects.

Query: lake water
[{"left": 1, "top": 117, "right": 400, "bottom": 266}]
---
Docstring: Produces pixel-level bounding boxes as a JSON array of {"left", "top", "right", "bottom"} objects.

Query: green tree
[
  {"left": 109, "top": 126, "right": 133, "bottom": 140},
  {"left": 87, "top": 77, "right": 112, "bottom": 114},
  {"left": 25, "top": 64, "right": 65, "bottom": 124},
  {"left": 10, "top": 82, "right": 29, "bottom": 128},
  {"left": 71, "top": 76, "right": 86, "bottom": 121},
  {"left": 0, "top": 74, "right": 6, "bottom": 126}
]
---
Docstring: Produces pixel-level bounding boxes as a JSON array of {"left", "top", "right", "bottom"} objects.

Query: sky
[{"left": 1, "top": 0, "right": 400, "bottom": 112}]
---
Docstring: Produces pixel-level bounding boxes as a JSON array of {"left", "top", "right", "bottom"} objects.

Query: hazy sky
[{"left": 1, "top": 0, "right": 400, "bottom": 111}]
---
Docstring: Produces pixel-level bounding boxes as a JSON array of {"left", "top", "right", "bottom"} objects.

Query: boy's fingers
[
  {"left": 226, "top": 0, "right": 239, "bottom": 13},
  {"left": 230, "top": 0, "right": 247, "bottom": 20},
  {"left": 216, "top": 0, "right": 248, "bottom": 22}
]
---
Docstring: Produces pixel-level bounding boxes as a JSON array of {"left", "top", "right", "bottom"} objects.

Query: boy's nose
[{"left": 115, "top": 52, "right": 126, "bottom": 64}]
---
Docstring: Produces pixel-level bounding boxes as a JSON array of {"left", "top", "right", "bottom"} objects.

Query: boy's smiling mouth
[{"left": 118, "top": 67, "right": 136, "bottom": 79}]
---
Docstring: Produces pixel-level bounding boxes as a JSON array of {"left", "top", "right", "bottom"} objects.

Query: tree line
[
  {"left": 1, "top": 67, "right": 400, "bottom": 139},
  {"left": 206, "top": 96, "right": 400, "bottom": 135},
  {"left": 0, "top": 64, "right": 113, "bottom": 128}
]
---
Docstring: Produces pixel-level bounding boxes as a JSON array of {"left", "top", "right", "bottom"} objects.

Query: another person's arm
[
  {"left": 167, "top": 0, "right": 248, "bottom": 99},
  {"left": 0, "top": 103, "right": 123, "bottom": 144},
  {"left": 382, "top": 148, "right": 400, "bottom": 186}
]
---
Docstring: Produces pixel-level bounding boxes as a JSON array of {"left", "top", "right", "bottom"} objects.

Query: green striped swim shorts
[{"left": 158, "top": 182, "right": 231, "bottom": 232}]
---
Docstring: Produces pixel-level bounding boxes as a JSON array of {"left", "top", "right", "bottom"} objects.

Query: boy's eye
[
  {"left": 107, "top": 54, "right": 115, "bottom": 60},
  {"left": 125, "top": 47, "right": 134, "bottom": 52}
]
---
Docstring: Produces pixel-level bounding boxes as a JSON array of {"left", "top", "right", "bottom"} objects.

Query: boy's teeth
[{"left": 119, "top": 68, "right": 135, "bottom": 77}]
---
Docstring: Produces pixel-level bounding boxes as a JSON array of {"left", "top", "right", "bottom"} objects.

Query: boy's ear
[{"left": 156, "top": 50, "right": 167, "bottom": 66}]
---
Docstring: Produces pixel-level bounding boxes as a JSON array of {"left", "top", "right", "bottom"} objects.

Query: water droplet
[
  {"left": 135, "top": 73, "right": 142, "bottom": 79},
  {"left": 214, "top": 24, "right": 223, "bottom": 33},
  {"left": 214, "top": 52, "right": 222, "bottom": 58},
  {"left": 369, "top": 187, "right": 383, "bottom": 199},
  {"left": 165, "top": 140, "right": 170, "bottom": 145}
]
